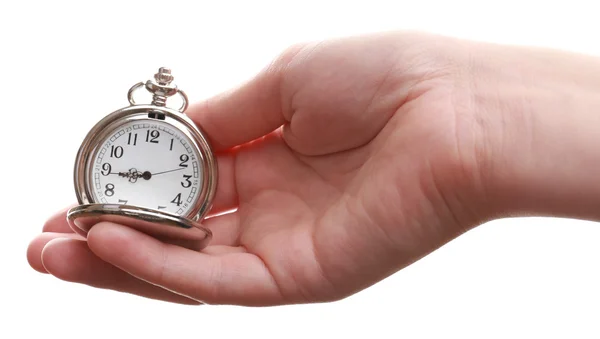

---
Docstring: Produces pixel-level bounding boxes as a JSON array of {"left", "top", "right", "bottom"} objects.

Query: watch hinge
[{"left": 148, "top": 111, "right": 166, "bottom": 120}]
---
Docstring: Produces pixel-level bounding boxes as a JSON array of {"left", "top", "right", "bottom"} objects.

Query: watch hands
[
  {"left": 152, "top": 167, "right": 185, "bottom": 176},
  {"left": 109, "top": 167, "right": 183, "bottom": 183},
  {"left": 114, "top": 168, "right": 151, "bottom": 183}
]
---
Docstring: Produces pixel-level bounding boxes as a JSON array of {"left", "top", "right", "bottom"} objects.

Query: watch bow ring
[{"left": 67, "top": 67, "right": 218, "bottom": 251}]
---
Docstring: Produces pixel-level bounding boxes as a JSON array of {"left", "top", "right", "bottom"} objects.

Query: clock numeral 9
[
  {"left": 110, "top": 145, "right": 123, "bottom": 158},
  {"left": 171, "top": 193, "right": 182, "bottom": 206},
  {"left": 105, "top": 183, "right": 115, "bottom": 197},
  {"left": 101, "top": 163, "right": 111, "bottom": 176},
  {"left": 181, "top": 175, "right": 192, "bottom": 188},
  {"left": 179, "top": 154, "right": 189, "bottom": 167},
  {"left": 146, "top": 130, "right": 160, "bottom": 143}
]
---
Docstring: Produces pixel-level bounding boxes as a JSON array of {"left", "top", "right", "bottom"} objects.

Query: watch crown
[
  {"left": 154, "top": 67, "right": 174, "bottom": 86},
  {"left": 127, "top": 67, "right": 189, "bottom": 112}
]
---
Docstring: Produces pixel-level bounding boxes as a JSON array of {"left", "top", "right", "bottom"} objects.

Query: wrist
[{"left": 476, "top": 44, "right": 600, "bottom": 221}]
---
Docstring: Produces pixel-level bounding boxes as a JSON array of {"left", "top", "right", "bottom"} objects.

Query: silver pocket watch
[{"left": 67, "top": 68, "right": 217, "bottom": 251}]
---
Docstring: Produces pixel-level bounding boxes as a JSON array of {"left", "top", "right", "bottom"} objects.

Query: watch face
[{"left": 89, "top": 118, "right": 202, "bottom": 216}]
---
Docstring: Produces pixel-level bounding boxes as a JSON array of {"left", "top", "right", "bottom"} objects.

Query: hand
[{"left": 27, "top": 31, "right": 600, "bottom": 306}]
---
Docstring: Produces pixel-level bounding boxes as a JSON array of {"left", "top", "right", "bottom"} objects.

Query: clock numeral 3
[
  {"left": 110, "top": 145, "right": 123, "bottom": 158},
  {"left": 171, "top": 193, "right": 182, "bottom": 206},
  {"left": 146, "top": 130, "right": 160, "bottom": 143},
  {"left": 181, "top": 175, "right": 192, "bottom": 188},
  {"left": 105, "top": 183, "right": 115, "bottom": 197}
]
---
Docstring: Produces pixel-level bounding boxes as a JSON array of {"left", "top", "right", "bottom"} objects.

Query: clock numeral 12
[{"left": 146, "top": 130, "right": 160, "bottom": 143}]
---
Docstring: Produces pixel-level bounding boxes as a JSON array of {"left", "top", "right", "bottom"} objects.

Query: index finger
[{"left": 42, "top": 204, "right": 77, "bottom": 233}]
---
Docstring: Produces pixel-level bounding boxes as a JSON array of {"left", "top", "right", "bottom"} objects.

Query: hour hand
[{"left": 116, "top": 168, "right": 152, "bottom": 183}]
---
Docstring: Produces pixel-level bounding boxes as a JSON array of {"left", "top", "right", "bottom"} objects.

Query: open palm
[{"left": 28, "top": 32, "right": 487, "bottom": 306}]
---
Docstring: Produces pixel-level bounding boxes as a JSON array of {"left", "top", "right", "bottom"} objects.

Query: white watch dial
[{"left": 90, "top": 119, "right": 202, "bottom": 216}]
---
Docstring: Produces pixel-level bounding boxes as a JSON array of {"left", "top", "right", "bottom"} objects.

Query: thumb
[{"left": 185, "top": 45, "right": 306, "bottom": 152}]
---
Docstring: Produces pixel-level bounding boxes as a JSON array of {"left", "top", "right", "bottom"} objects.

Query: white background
[{"left": 2, "top": 0, "right": 600, "bottom": 338}]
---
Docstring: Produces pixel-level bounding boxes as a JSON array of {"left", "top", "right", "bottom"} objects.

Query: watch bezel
[{"left": 73, "top": 104, "right": 217, "bottom": 223}]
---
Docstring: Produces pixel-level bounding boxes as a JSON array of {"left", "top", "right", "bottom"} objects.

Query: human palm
[{"left": 28, "top": 32, "right": 486, "bottom": 306}]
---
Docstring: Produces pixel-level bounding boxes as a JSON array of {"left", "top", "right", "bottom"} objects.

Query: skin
[{"left": 26, "top": 31, "right": 600, "bottom": 306}]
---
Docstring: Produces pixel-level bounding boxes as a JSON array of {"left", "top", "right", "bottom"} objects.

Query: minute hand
[{"left": 152, "top": 167, "right": 185, "bottom": 176}]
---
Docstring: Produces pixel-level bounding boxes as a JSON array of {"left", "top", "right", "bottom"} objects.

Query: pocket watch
[{"left": 67, "top": 67, "right": 217, "bottom": 251}]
